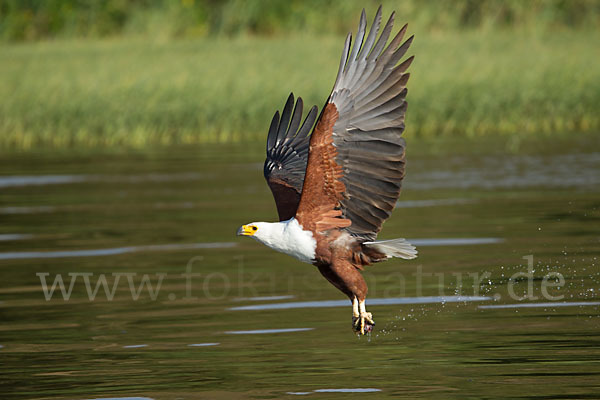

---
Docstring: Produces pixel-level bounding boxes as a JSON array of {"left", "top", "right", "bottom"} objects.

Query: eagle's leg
[
  {"left": 359, "top": 299, "right": 375, "bottom": 335},
  {"left": 352, "top": 296, "right": 375, "bottom": 334},
  {"left": 317, "top": 261, "right": 374, "bottom": 335},
  {"left": 352, "top": 296, "right": 359, "bottom": 319}
]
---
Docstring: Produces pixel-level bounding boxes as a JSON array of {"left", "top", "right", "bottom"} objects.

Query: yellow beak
[{"left": 237, "top": 224, "right": 256, "bottom": 236}]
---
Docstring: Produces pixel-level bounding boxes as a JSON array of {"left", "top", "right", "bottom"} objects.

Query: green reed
[{"left": 0, "top": 29, "right": 598, "bottom": 149}]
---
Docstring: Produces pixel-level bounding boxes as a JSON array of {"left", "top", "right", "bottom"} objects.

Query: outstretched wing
[
  {"left": 297, "top": 7, "right": 414, "bottom": 241},
  {"left": 264, "top": 93, "right": 318, "bottom": 221}
]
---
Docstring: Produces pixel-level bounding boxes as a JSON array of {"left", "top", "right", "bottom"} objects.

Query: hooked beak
[{"left": 237, "top": 224, "right": 256, "bottom": 236}]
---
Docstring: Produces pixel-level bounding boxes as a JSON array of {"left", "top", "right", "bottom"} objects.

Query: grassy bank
[
  {"left": 1, "top": 28, "right": 599, "bottom": 150},
  {"left": 3, "top": 0, "right": 599, "bottom": 41}
]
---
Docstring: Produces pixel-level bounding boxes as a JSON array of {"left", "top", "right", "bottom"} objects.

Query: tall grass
[
  {"left": 0, "top": 28, "right": 599, "bottom": 149},
  {"left": 2, "top": 0, "right": 599, "bottom": 41}
]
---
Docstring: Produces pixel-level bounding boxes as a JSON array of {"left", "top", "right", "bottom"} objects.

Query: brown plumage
[
  {"left": 295, "top": 103, "right": 350, "bottom": 234},
  {"left": 239, "top": 6, "right": 417, "bottom": 335}
]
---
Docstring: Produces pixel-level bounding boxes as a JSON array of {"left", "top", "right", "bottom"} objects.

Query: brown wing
[
  {"left": 296, "top": 7, "right": 414, "bottom": 241},
  {"left": 264, "top": 93, "right": 318, "bottom": 221},
  {"left": 295, "top": 103, "right": 351, "bottom": 233}
]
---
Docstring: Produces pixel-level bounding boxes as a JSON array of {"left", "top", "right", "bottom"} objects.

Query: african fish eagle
[{"left": 237, "top": 6, "right": 417, "bottom": 335}]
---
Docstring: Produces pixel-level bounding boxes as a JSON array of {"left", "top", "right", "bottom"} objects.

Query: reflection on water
[
  {"left": 479, "top": 301, "right": 600, "bottom": 309},
  {"left": 225, "top": 328, "right": 314, "bottom": 335},
  {"left": 406, "top": 152, "right": 600, "bottom": 189},
  {"left": 0, "top": 238, "right": 500, "bottom": 260},
  {"left": 0, "top": 242, "right": 236, "bottom": 260},
  {"left": 0, "top": 174, "right": 87, "bottom": 187},
  {"left": 410, "top": 238, "right": 503, "bottom": 246},
  {"left": 315, "top": 388, "right": 382, "bottom": 393},
  {"left": 0, "top": 234, "right": 34, "bottom": 241},
  {"left": 87, "top": 398, "right": 154, "bottom": 400},
  {"left": 230, "top": 296, "right": 493, "bottom": 311},
  {"left": 0, "top": 172, "right": 208, "bottom": 188},
  {"left": 234, "top": 295, "right": 296, "bottom": 301},
  {"left": 0, "top": 202, "right": 200, "bottom": 215},
  {"left": 1, "top": 147, "right": 598, "bottom": 399},
  {"left": 289, "top": 388, "right": 382, "bottom": 395},
  {"left": 0, "top": 205, "right": 56, "bottom": 214},
  {"left": 0, "top": 198, "right": 476, "bottom": 215}
]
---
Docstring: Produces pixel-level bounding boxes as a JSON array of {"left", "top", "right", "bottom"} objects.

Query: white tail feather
[{"left": 363, "top": 238, "right": 418, "bottom": 260}]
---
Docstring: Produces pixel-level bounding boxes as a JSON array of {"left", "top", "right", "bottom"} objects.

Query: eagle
[{"left": 237, "top": 7, "right": 416, "bottom": 335}]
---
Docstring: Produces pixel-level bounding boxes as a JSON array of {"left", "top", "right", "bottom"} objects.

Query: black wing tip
[
  {"left": 266, "top": 110, "right": 280, "bottom": 151},
  {"left": 284, "top": 93, "right": 295, "bottom": 109},
  {"left": 297, "top": 105, "right": 319, "bottom": 139},
  {"left": 306, "top": 104, "right": 319, "bottom": 123}
]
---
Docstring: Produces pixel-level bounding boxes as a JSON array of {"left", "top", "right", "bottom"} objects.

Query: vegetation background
[{"left": 1, "top": 0, "right": 599, "bottom": 149}]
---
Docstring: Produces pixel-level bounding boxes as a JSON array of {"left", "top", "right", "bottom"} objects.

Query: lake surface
[{"left": 1, "top": 146, "right": 599, "bottom": 399}]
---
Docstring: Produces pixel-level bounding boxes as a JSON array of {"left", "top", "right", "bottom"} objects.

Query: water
[
  {"left": 479, "top": 301, "right": 600, "bottom": 309},
  {"left": 229, "top": 296, "right": 493, "bottom": 311},
  {"left": 0, "top": 242, "right": 236, "bottom": 260},
  {"left": 1, "top": 145, "right": 599, "bottom": 399},
  {"left": 225, "top": 328, "right": 315, "bottom": 335}
]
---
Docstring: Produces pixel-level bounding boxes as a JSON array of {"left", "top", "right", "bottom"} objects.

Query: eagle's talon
[{"left": 352, "top": 312, "right": 375, "bottom": 335}]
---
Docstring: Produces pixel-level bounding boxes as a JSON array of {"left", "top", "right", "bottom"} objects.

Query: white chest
[{"left": 254, "top": 218, "right": 317, "bottom": 264}]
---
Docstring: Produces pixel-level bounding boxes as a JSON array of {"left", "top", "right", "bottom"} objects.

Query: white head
[
  {"left": 236, "top": 219, "right": 317, "bottom": 264},
  {"left": 236, "top": 221, "right": 283, "bottom": 247}
]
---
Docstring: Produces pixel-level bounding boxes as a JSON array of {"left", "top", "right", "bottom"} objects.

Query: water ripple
[
  {"left": 411, "top": 238, "right": 503, "bottom": 246},
  {"left": 0, "top": 234, "right": 34, "bottom": 241},
  {"left": 479, "top": 301, "right": 600, "bottom": 309},
  {"left": 0, "top": 172, "right": 208, "bottom": 188},
  {"left": 0, "top": 242, "right": 236, "bottom": 260},
  {"left": 0, "top": 206, "right": 56, "bottom": 214},
  {"left": 234, "top": 295, "right": 295, "bottom": 302},
  {"left": 288, "top": 388, "right": 382, "bottom": 395},
  {"left": 225, "top": 328, "right": 314, "bottom": 335},
  {"left": 86, "top": 397, "right": 154, "bottom": 400},
  {"left": 315, "top": 388, "right": 381, "bottom": 393},
  {"left": 406, "top": 152, "right": 600, "bottom": 189},
  {"left": 230, "top": 296, "right": 492, "bottom": 311}
]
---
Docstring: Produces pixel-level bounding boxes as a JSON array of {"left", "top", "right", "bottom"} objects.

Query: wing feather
[
  {"left": 264, "top": 93, "right": 318, "bottom": 221},
  {"left": 324, "top": 8, "right": 414, "bottom": 241},
  {"left": 293, "top": 7, "right": 413, "bottom": 241}
]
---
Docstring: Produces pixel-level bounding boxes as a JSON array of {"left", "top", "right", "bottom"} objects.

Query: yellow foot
[{"left": 352, "top": 312, "right": 375, "bottom": 335}]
